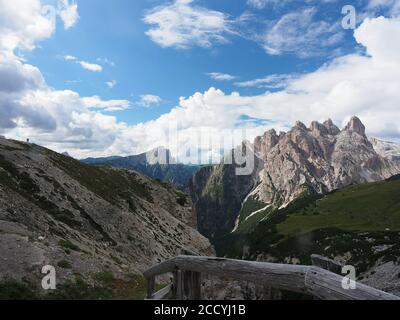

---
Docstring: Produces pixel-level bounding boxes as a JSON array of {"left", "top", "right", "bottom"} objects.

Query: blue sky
[
  {"left": 25, "top": 0, "right": 361, "bottom": 125},
  {"left": 1, "top": 0, "right": 400, "bottom": 160}
]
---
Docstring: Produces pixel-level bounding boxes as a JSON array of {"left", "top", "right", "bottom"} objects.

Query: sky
[{"left": 1, "top": 0, "right": 400, "bottom": 162}]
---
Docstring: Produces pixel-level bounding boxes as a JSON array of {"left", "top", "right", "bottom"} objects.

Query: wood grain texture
[{"left": 144, "top": 256, "right": 400, "bottom": 300}]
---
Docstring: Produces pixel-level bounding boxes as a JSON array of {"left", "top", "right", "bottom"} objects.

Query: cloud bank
[{"left": 1, "top": 0, "right": 400, "bottom": 162}]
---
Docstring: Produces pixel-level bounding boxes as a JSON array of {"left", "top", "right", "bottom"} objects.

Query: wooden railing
[{"left": 143, "top": 255, "right": 400, "bottom": 300}]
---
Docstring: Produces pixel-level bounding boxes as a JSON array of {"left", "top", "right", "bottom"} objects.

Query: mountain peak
[
  {"left": 344, "top": 116, "right": 366, "bottom": 135},
  {"left": 294, "top": 121, "right": 307, "bottom": 130},
  {"left": 146, "top": 146, "right": 172, "bottom": 165},
  {"left": 310, "top": 121, "right": 328, "bottom": 136},
  {"left": 323, "top": 119, "right": 340, "bottom": 135}
]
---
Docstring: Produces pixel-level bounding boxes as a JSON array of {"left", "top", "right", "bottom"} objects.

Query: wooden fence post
[
  {"left": 147, "top": 276, "right": 155, "bottom": 299},
  {"left": 173, "top": 270, "right": 183, "bottom": 300}
]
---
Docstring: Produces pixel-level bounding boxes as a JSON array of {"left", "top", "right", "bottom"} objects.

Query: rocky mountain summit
[
  {"left": 191, "top": 117, "right": 400, "bottom": 241},
  {"left": 252, "top": 116, "right": 399, "bottom": 206},
  {"left": 0, "top": 137, "right": 213, "bottom": 298}
]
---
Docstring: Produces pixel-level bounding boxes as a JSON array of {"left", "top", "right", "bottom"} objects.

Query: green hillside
[
  {"left": 278, "top": 175, "right": 400, "bottom": 236},
  {"left": 216, "top": 175, "right": 400, "bottom": 273}
]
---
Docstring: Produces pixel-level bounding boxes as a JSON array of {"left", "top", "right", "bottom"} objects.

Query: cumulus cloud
[
  {"left": 143, "top": 0, "right": 233, "bottom": 49},
  {"left": 107, "top": 15, "right": 400, "bottom": 161},
  {"left": 207, "top": 72, "right": 236, "bottom": 81},
  {"left": 0, "top": 0, "right": 55, "bottom": 52},
  {"left": 2, "top": 0, "right": 400, "bottom": 162},
  {"left": 137, "top": 95, "right": 162, "bottom": 107},
  {"left": 0, "top": 0, "right": 130, "bottom": 156}
]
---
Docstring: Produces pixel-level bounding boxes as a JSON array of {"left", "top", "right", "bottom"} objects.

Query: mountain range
[
  {"left": 190, "top": 117, "right": 400, "bottom": 240},
  {"left": 82, "top": 148, "right": 202, "bottom": 191}
]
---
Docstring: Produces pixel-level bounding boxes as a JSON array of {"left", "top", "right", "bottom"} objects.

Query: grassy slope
[
  {"left": 278, "top": 176, "right": 400, "bottom": 236},
  {"left": 216, "top": 176, "right": 400, "bottom": 273}
]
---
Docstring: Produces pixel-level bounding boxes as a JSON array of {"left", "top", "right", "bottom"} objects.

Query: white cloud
[
  {"left": 78, "top": 60, "right": 103, "bottom": 72},
  {"left": 235, "top": 74, "right": 299, "bottom": 89},
  {"left": 207, "top": 72, "right": 236, "bottom": 81},
  {"left": 2, "top": 1, "right": 400, "bottom": 163},
  {"left": 247, "top": 0, "right": 269, "bottom": 9},
  {"left": 106, "top": 80, "right": 117, "bottom": 89},
  {"left": 108, "top": 16, "right": 400, "bottom": 161},
  {"left": 82, "top": 96, "right": 130, "bottom": 112},
  {"left": 64, "top": 54, "right": 77, "bottom": 61},
  {"left": 63, "top": 55, "right": 103, "bottom": 72},
  {"left": 143, "top": 0, "right": 233, "bottom": 49},
  {"left": 0, "top": 0, "right": 129, "bottom": 157},
  {"left": 367, "top": 0, "right": 400, "bottom": 16},
  {"left": 137, "top": 95, "right": 162, "bottom": 107},
  {"left": 58, "top": 0, "right": 79, "bottom": 29},
  {"left": 263, "top": 8, "right": 344, "bottom": 57},
  {"left": 0, "top": 0, "right": 55, "bottom": 52}
]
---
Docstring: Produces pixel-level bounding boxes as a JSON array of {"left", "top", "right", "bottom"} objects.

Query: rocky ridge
[{"left": 0, "top": 137, "right": 213, "bottom": 297}]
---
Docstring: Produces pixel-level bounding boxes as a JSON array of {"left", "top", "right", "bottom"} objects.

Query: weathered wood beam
[
  {"left": 305, "top": 267, "right": 399, "bottom": 300},
  {"left": 311, "top": 254, "right": 343, "bottom": 275},
  {"left": 145, "top": 256, "right": 309, "bottom": 294},
  {"left": 143, "top": 256, "right": 400, "bottom": 300}
]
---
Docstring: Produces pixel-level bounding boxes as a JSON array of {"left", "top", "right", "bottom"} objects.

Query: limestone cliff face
[
  {"left": 191, "top": 117, "right": 400, "bottom": 240},
  {"left": 0, "top": 137, "right": 213, "bottom": 290},
  {"left": 189, "top": 143, "right": 264, "bottom": 240},
  {"left": 253, "top": 116, "right": 400, "bottom": 206}
]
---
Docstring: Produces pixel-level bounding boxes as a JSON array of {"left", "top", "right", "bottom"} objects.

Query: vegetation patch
[{"left": 58, "top": 240, "right": 80, "bottom": 252}]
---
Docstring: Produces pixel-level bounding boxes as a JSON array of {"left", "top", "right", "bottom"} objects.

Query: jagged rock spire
[
  {"left": 344, "top": 116, "right": 366, "bottom": 136},
  {"left": 323, "top": 119, "right": 340, "bottom": 135}
]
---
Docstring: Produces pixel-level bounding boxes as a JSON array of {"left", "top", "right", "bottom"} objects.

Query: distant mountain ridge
[
  {"left": 190, "top": 117, "right": 400, "bottom": 241},
  {"left": 82, "top": 148, "right": 202, "bottom": 191},
  {"left": 371, "top": 137, "right": 400, "bottom": 161}
]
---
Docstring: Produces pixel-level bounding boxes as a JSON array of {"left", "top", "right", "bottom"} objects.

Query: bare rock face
[
  {"left": 0, "top": 138, "right": 213, "bottom": 293},
  {"left": 371, "top": 137, "right": 400, "bottom": 161},
  {"left": 191, "top": 117, "right": 400, "bottom": 240},
  {"left": 253, "top": 116, "right": 400, "bottom": 206},
  {"left": 190, "top": 143, "right": 264, "bottom": 240}
]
